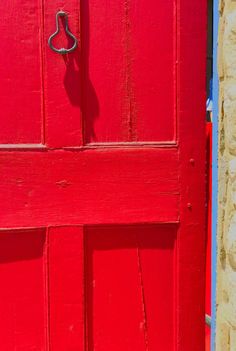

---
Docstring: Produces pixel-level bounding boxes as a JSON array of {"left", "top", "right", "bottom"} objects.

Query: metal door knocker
[{"left": 48, "top": 10, "right": 78, "bottom": 54}]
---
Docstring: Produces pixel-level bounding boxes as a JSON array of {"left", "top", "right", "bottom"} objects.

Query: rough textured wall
[{"left": 217, "top": 0, "right": 236, "bottom": 349}]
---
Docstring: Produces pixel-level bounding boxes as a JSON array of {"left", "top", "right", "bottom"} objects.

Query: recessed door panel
[
  {"left": 0, "top": 229, "right": 46, "bottom": 350},
  {"left": 0, "top": 1, "right": 43, "bottom": 144},
  {"left": 85, "top": 225, "right": 176, "bottom": 351},
  {"left": 82, "top": 0, "right": 176, "bottom": 144}
]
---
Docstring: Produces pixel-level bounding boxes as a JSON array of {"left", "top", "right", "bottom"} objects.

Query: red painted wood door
[{"left": 0, "top": 1, "right": 206, "bottom": 350}]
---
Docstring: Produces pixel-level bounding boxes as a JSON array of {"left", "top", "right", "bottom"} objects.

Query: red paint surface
[
  {"left": 85, "top": 225, "right": 176, "bottom": 351},
  {"left": 49, "top": 226, "right": 84, "bottom": 351},
  {"left": 81, "top": 0, "right": 176, "bottom": 143},
  {"left": 0, "top": 149, "right": 179, "bottom": 227},
  {"left": 0, "top": 1, "right": 42, "bottom": 143},
  {"left": 0, "top": 0, "right": 206, "bottom": 350},
  {"left": 0, "top": 229, "right": 46, "bottom": 350}
]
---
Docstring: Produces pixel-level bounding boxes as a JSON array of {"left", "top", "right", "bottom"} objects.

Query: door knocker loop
[{"left": 48, "top": 10, "right": 78, "bottom": 54}]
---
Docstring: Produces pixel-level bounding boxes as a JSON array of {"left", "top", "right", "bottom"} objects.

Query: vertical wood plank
[
  {"left": 177, "top": 0, "right": 206, "bottom": 349},
  {"left": 130, "top": 0, "right": 176, "bottom": 142},
  {"left": 85, "top": 225, "right": 176, "bottom": 351},
  {"left": 0, "top": 0, "right": 43, "bottom": 144},
  {"left": 0, "top": 229, "right": 47, "bottom": 350},
  {"left": 137, "top": 226, "right": 176, "bottom": 350},
  {"left": 48, "top": 226, "right": 84, "bottom": 351},
  {"left": 82, "top": 0, "right": 176, "bottom": 144},
  {"left": 85, "top": 226, "right": 146, "bottom": 351},
  {"left": 44, "top": 2, "right": 82, "bottom": 147},
  {"left": 81, "top": 0, "right": 128, "bottom": 144}
]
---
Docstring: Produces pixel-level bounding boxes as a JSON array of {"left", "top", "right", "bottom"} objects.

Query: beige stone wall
[{"left": 217, "top": 0, "right": 236, "bottom": 349}]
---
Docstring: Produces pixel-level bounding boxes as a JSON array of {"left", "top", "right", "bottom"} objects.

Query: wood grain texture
[
  {"left": 130, "top": 0, "right": 176, "bottom": 142},
  {"left": 44, "top": 1, "right": 82, "bottom": 148},
  {"left": 0, "top": 1, "right": 43, "bottom": 144},
  {"left": 85, "top": 224, "right": 176, "bottom": 351},
  {"left": 0, "top": 0, "right": 176, "bottom": 147},
  {"left": 49, "top": 226, "right": 84, "bottom": 351},
  {"left": 0, "top": 229, "right": 47, "bottom": 350},
  {"left": 81, "top": 0, "right": 126, "bottom": 144},
  {"left": 176, "top": 0, "right": 207, "bottom": 349},
  {"left": 0, "top": 148, "right": 179, "bottom": 228},
  {"left": 0, "top": 0, "right": 206, "bottom": 350},
  {"left": 81, "top": 0, "right": 176, "bottom": 144}
]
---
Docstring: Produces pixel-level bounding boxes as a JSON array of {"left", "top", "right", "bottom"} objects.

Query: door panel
[
  {"left": 85, "top": 225, "right": 176, "bottom": 351},
  {"left": 0, "top": 226, "right": 84, "bottom": 351},
  {"left": 81, "top": 0, "right": 127, "bottom": 144},
  {"left": 0, "top": 1, "right": 43, "bottom": 144},
  {"left": 82, "top": 0, "right": 176, "bottom": 144},
  {"left": 129, "top": 0, "right": 176, "bottom": 142},
  {"left": 0, "top": 0, "right": 176, "bottom": 147},
  {"left": 0, "top": 229, "right": 47, "bottom": 350}
]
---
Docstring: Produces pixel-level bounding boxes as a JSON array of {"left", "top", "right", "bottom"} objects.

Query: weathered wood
[
  {"left": 44, "top": 1, "right": 82, "bottom": 147},
  {"left": 0, "top": 1, "right": 43, "bottom": 143},
  {"left": 0, "top": 229, "right": 47, "bottom": 349},
  {"left": 49, "top": 226, "right": 84, "bottom": 351},
  {"left": 0, "top": 0, "right": 206, "bottom": 350},
  {"left": 177, "top": 0, "right": 207, "bottom": 349},
  {"left": 85, "top": 224, "right": 176, "bottom": 350},
  {"left": 0, "top": 148, "right": 179, "bottom": 228}
]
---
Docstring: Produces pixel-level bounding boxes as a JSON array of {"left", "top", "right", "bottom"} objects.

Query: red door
[{"left": 0, "top": 1, "right": 206, "bottom": 350}]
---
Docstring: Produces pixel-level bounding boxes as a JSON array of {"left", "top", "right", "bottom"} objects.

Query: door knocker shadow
[{"left": 61, "top": 15, "right": 99, "bottom": 143}]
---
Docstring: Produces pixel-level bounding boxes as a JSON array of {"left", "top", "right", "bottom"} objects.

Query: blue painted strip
[{"left": 211, "top": 0, "right": 219, "bottom": 349}]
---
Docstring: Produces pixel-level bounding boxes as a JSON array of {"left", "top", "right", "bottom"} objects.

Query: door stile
[{"left": 177, "top": 0, "right": 206, "bottom": 349}]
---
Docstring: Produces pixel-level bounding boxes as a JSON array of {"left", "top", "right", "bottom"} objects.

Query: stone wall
[{"left": 217, "top": 0, "right": 236, "bottom": 349}]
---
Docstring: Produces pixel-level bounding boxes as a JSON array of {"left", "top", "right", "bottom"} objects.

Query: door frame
[{"left": 211, "top": 0, "right": 219, "bottom": 349}]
